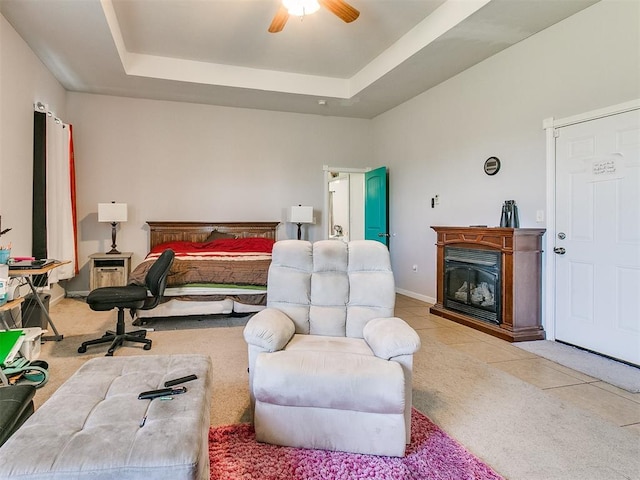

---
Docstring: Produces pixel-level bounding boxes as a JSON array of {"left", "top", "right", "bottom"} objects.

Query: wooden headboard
[{"left": 147, "top": 221, "right": 279, "bottom": 250}]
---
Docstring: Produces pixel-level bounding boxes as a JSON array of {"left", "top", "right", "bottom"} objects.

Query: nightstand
[{"left": 89, "top": 252, "right": 133, "bottom": 290}]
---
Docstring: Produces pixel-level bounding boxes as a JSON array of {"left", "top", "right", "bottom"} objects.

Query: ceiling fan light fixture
[{"left": 283, "top": 0, "right": 320, "bottom": 17}]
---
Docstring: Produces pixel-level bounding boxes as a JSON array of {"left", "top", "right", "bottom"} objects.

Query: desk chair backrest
[{"left": 141, "top": 249, "right": 174, "bottom": 310}]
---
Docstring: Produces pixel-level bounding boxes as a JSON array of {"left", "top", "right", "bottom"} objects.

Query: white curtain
[{"left": 45, "top": 114, "right": 75, "bottom": 283}]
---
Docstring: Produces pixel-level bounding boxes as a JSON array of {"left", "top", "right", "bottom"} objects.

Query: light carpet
[
  {"left": 516, "top": 340, "right": 640, "bottom": 393},
  {"left": 208, "top": 408, "right": 503, "bottom": 480},
  {"left": 36, "top": 298, "right": 640, "bottom": 479}
]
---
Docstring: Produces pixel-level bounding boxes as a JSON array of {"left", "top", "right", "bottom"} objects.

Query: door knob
[{"left": 553, "top": 247, "right": 566, "bottom": 255}]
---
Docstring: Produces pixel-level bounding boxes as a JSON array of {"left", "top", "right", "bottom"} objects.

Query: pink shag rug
[{"left": 208, "top": 408, "right": 504, "bottom": 480}]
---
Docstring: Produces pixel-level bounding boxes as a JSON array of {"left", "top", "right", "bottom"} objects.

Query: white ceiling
[{"left": 1, "top": 0, "right": 599, "bottom": 119}]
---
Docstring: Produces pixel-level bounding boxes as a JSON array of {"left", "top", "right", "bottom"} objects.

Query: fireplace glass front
[{"left": 444, "top": 247, "right": 501, "bottom": 325}]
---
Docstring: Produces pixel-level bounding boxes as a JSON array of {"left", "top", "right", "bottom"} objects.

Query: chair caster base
[{"left": 78, "top": 333, "right": 152, "bottom": 356}]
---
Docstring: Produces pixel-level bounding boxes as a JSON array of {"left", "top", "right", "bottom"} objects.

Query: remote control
[
  {"left": 164, "top": 374, "right": 198, "bottom": 388},
  {"left": 138, "top": 386, "right": 187, "bottom": 400}
]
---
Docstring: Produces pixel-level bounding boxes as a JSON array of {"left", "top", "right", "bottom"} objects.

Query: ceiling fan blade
[
  {"left": 268, "top": 5, "right": 289, "bottom": 33},
  {"left": 319, "top": 0, "right": 360, "bottom": 23}
]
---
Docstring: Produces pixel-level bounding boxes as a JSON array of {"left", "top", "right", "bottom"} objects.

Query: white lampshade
[
  {"left": 98, "top": 203, "right": 128, "bottom": 223},
  {"left": 290, "top": 205, "right": 313, "bottom": 224}
]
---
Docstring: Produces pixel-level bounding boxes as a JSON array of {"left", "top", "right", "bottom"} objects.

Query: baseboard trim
[
  {"left": 66, "top": 289, "right": 434, "bottom": 305},
  {"left": 395, "top": 288, "right": 435, "bottom": 305}
]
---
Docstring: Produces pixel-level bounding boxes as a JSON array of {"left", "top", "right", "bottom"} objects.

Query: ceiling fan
[{"left": 269, "top": 0, "right": 360, "bottom": 33}]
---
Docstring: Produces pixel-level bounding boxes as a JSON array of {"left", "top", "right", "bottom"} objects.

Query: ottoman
[{"left": 0, "top": 354, "right": 213, "bottom": 480}]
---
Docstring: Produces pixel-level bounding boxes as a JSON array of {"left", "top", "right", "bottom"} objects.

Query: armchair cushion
[
  {"left": 363, "top": 317, "right": 422, "bottom": 360},
  {"left": 243, "top": 309, "right": 295, "bottom": 352},
  {"left": 254, "top": 350, "right": 405, "bottom": 414},
  {"left": 283, "top": 334, "right": 374, "bottom": 356},
  {"left": 265, "top": 240, "right": 396, "bottom": 338}
]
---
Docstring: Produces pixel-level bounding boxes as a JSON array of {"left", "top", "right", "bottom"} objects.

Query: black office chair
[
  {"left": 79, "top": 249, "right": 174, "bottom": 356},
  {"left": 0, "top": 385, "right": 36, "bottom": 447}
]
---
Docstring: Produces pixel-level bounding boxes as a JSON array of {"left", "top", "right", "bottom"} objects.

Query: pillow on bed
[
  {"left": 204, "top": 230, "right": 236, "bottom": 242},
  {"left": 150, "top": 237, "right": 275, "bottom": 255}
]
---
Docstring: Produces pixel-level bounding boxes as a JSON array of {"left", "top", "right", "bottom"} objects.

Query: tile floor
[{"left": 394, "top": 294, "right": 640, "bottom": 436}]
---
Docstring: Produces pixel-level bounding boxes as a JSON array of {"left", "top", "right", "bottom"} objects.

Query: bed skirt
[{"left": 136, "top": 297, "right": 265, "bottom": 319}]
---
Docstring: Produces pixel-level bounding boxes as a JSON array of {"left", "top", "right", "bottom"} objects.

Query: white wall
[
  {"left": 0, "top": 14, "right": 67, "bottom": 255},
  {"left": 0, "top": 14, "right": 68, "bottom": 302},
  {"left": 374, "top": 0, "right": 640, "bottom": 305},
  {"left": 65, "top": 93, "right": 372, "bottom": 292}
]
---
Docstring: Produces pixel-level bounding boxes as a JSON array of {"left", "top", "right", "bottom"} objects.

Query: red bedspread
[{"left": 129, "top": 237, "right": 274, "bottom": 287}]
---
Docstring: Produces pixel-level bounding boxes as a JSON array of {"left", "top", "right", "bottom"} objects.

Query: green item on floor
[{"left": 0, "top": 330, "right": 23, "bottom": 366}]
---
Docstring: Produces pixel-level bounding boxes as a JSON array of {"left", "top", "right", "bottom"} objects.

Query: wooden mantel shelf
[{"left": 430, "top": 226, "right": 546, "bottom": 342}]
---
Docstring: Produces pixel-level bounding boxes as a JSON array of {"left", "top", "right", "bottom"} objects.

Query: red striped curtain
[{"left": 69, "top": 125, "right": 79, "bottom": 275}]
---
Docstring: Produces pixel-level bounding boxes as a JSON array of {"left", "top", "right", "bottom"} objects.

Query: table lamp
[
  {"left": 290, "top": 205, "right": 313, "bottom": 240},
  {"left": 98, "top": 202, "right": 127, "bottom": 254}
]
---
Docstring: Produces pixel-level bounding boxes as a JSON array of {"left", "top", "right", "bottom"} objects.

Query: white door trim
[{"left": 542, "top": 99, "right": 640, "bottom": 340}]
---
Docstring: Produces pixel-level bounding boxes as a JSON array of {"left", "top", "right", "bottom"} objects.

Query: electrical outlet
[{"left": 536, "top": 210, "right": 544, "bottom": 222}]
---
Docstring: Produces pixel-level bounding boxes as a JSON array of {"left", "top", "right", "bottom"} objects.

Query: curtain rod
[{"left": 34, "top": 101, "right": 66, "bottom": 126}]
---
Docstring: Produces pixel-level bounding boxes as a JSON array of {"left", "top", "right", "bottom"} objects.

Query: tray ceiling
[{"left": 1, "top": 0, "right": 599, "bottom": 118}]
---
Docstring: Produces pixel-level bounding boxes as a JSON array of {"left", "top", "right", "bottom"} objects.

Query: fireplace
[
  {"left": 430, "top": 226, "right": 546, "bottom": 342},
  {"left": 444, "top": 247, "right": 501, "bottom": 325}
]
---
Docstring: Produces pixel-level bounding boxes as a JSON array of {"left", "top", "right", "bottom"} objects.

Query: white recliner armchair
[{"left": 243, "top": 239, "right": 421, "bottom": 457}]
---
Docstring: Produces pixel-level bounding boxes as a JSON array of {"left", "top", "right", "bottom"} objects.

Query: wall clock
[{"left": 484, "top": 157, "right": 501, "bottom": 176}]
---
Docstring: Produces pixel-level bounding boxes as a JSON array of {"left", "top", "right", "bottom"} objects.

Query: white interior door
[{"left": 554, "top": 109, "right": 640, "bottom": 366}]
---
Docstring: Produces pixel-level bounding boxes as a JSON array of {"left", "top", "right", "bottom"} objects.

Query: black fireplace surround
[{"left": 444, "top": 246, "right": 501, "bottom": 325}]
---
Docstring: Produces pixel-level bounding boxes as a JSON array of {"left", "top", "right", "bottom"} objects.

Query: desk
[
  {"left": 9, "top": 261, "right": 69, "bottom": 341},
  {"left": 0, "top": 297, "right": 25, "bottom": 330}
]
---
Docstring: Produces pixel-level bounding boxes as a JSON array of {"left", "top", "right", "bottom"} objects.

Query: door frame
[
  {"left": 322, "top": 165, "right": 371, "bottom": 240},
  {"left": 542, "top": 98, "right": 640, "bottom": 340}
]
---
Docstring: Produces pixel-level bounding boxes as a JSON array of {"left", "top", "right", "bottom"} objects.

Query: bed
[{"left": 129, "top": 221, "right": 279, "bottom": 322}]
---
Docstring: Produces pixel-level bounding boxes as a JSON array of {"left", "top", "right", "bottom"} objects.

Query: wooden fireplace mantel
[{"left": 430, "top": 226, "right": 546, "bottom": 342}]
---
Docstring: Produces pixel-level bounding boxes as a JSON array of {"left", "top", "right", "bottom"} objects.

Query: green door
[{"left": 364, "top": 166, "right": 389, "bottom": 246}]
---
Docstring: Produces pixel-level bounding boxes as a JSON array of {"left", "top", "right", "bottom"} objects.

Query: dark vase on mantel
[
  {"left": 500, "top": 200, "right": 519, "bottom": 228},
  {"left": 500, "top": 204, "right": 509, "bottom": 227},
  {"left": 510, "top": 203, "right": 520, "bottom": 228}
]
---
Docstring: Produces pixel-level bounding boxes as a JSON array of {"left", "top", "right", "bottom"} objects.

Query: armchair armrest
[
  {"left": 363, "top": 317, "right": 421, "bottom": 360},
  {"left": 243, "top": 308, "right": 296, "bottom": 352}
]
